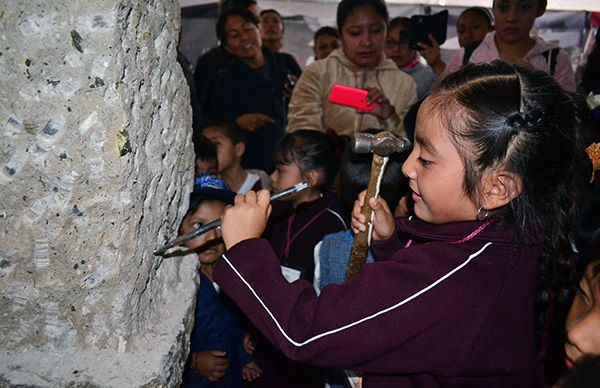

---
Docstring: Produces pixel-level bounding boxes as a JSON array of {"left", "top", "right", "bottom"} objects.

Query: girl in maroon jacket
[
  {"left": 214, "top": 61, "right": 583, "bottom": 387},
  {"left": 254, "top": 129, "right": 347, "bottom": 387},
  {"left": 265, "top": 129, "right": 347, "bottom": 284}
]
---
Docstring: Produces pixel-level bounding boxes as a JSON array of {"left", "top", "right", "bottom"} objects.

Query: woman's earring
[{"left": 476, "top": 206, "right": 489, "bottom": 221}]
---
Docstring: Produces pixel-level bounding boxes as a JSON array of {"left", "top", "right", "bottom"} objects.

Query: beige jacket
[{"left": 287, "top": 48, "right": 417, "bottom": 136}]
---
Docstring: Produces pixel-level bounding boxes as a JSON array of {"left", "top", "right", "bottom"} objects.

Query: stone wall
[{"left": 0, "top": 0, "right": 197, "bottom": 386}]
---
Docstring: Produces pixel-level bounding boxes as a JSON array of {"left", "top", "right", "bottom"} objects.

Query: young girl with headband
[{"left": 214, "top": 61, "right": 582, "bottom": 386}]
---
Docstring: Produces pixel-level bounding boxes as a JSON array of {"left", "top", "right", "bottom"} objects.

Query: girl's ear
[
  {"left": 304, "top": 169, "right": 321, "bottom": 188},
  {"left": 235, "top": 142, "right": 245, "bottom": 158},
  {"left": 481, "top": 169, "right": 523, "bottom": 210}
]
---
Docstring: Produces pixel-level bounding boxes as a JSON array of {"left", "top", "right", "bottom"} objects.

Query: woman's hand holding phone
[
  {"left": 328, "top": 84, "right": 393, "bottom": 119},
  {"left": 363, "top": 87, "right": 394, "bottom": 119},
  {"left": 418, "top": 34, "right": 446, "bottom": 76}
]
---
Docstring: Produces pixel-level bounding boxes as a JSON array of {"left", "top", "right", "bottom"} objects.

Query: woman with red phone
[{"left": 287, "top": 0, "right": 418, "bottom": 137}]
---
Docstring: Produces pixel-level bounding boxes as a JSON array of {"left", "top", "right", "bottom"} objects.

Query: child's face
[
  {"left": 270, "top": 161, "right": 303, "bottom": 199},
  {"left": 401, "top": 98, "right": 478, "bottom": 224},
  {"left": 564, "top": 259, "right": 600, "bottom": 367},
  {"left": 457, "top": 11, "right": 492, "bottom": 47},
  {"left": 202, "top": 126, "right": 241, "bottom": 174},
  {"left": 493, "top": 0, "right": 540, "bottom": 45},
  {"left": 180, "top": 200, "right": 226, "bottom": 266},
  {"left": 314, "top": 34, "right": 340, "bottom": 60},
  {"left": 384, "top": 24, "right": 414, "bottom": 69}
]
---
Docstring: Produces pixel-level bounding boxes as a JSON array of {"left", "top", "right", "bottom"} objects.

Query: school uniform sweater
[
  {"left": 214, "top": 217, "right": 542, "bottom": 387},
  {"left": 264, "top": 192, "right": 347, "bottom": 284}
]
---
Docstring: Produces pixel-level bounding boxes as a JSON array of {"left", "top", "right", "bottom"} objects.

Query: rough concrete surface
[{"left": 0, "top": 0, "right": 197, "bottom": 386}]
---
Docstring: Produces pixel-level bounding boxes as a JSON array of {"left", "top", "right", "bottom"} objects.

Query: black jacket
[{"left": 207, "top": 47, "right": 301, "bottom": 173}]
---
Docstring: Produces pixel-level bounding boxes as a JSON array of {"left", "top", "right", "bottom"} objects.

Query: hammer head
[{"left": 352, "top": 130, "right": 412, "bottom": 157}]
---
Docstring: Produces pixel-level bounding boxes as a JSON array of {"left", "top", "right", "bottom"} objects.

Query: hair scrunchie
[{"left": 586, "top": 142, "right": 600, "bottom": 183}]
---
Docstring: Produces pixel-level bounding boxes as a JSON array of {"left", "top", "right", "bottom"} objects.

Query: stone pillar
[{"left": 0, "top": 0, "right": 197, "bottom": 386}]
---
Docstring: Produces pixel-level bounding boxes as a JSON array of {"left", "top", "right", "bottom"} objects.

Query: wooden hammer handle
[{"left": 346, "top": 155, "right": 388, "bottom": 280}]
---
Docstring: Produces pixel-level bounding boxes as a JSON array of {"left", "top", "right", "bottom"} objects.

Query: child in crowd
[
  {"left": 193, "top": 134, "right": 218, "bottom": 176},
  {"left": 565, "top": 258, "right": 600, "bottom": 369},
  {"left": 562, "top": 141, "right": 600, "bottom": 374},
  {"left": 264, "top": 129, "right": 347, "bottom": 284},
  {"left": 180, "top": 176, "right": 261, "bottom": 386},
  {"left": 384, "top": 17, "right": 436, "bottom": 100},
  {"left": 201, "top": 122, "right": 270, "bottom": 194},
  {"left": 313, "top": 26, "right": 340, "bottom": 61},
  {"left": 214, "top": 61, "right": 583, "bottom": 386},
  {"left": 420, "top": 7, "right": 493, "bottom": 76},
  {"left": 252, "top": 129, "right": 347, "bottom": 388},
  {"left": 314, "top": 130, "right": 410, "bottom": 291},
  {"left": 445, "top": 0, "right": 576, "bottom": 91},
  {"left": 537, "top": 96, "right": 599, "bottom": 386},
  {"left": 455, "top": 7, "right": 494, "bottom": 49}
]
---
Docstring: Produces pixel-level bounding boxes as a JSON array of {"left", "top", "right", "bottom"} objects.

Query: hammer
[{"left": 346, "top": 131, "right": 411, "bottom": 280}]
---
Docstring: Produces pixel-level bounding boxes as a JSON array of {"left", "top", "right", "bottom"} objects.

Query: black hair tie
[{"left": 505, "top": 112, "right": 526, "bottom": 136}]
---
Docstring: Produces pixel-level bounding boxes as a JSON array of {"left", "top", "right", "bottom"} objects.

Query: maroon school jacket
[
  {"left": 214, "top": 216, "right": 542, "bottom": 387},
  {"left": 264, "top": 192, "right": 347, "bottom": 283}
]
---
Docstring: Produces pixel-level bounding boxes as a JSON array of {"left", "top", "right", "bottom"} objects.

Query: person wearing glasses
[{"left": 384, "top": 17, "right": 435, "bottom": 100}]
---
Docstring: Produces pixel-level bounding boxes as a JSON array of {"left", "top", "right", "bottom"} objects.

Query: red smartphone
[{"left": 329, "top": 84, "right": 375, "bottom": 111}]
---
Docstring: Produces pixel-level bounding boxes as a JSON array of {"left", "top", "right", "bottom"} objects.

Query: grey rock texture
[{"left": 0, "top": 0, "right": 197, "bottom": 386}]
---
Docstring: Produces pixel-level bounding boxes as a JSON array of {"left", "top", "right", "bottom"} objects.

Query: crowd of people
[{"left": 174, "top": 0, "right": 600, "bottom": 386}]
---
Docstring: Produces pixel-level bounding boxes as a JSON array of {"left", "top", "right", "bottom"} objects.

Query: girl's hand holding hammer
[{"left": 351, "top": 190, "right": 395, "bottom": 241}]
